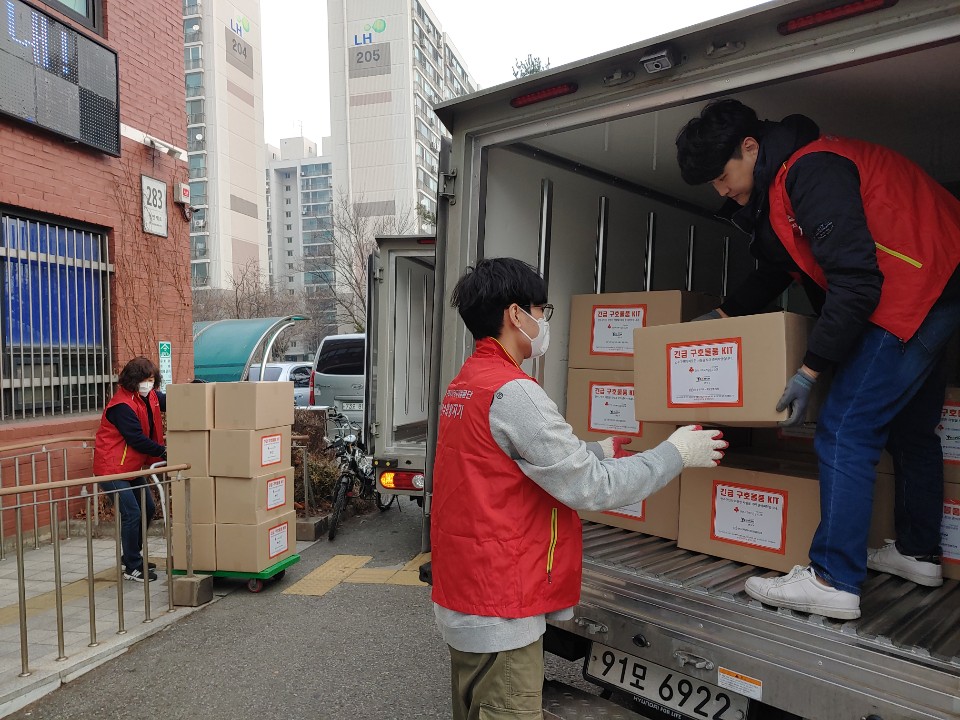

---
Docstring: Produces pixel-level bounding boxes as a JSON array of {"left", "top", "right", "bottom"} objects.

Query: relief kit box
[
  {"left": 208, "top": 426, "right": 291, "bottom": 478},
  {"left": 579, "top": 480, "right": 681, "bottom": 541},
  {"left": 165, "top": 382, "right": 215, "bottom": 431},
  {"left": 939, "top": 386, "right": 960, "bottom": 482},
  {"left": 171, "top": 476, "right": 215, "bottom": 525},
  {"left": 166, "top": 431, "right": 209, "bottom": 478},
  {"left": 633, "top": 312, "right": 816, "bottom": 426},
  {"left": 173, "top": 523, "right": 216, "bottom": 571},
  {"left": 942, "top": 481, "right": 960, "bottom": 581},
  {"left": 568, "top": 291, "right": 718, "bottom": 371},
  {"left": 215, "top": 510, "right": 296, "bottom": 573},
  {"left": 565, "top": 369, "right": 675, "bottom": 453},
  {"left": 215, "top": 467, "right": 294, "bottom": 525},
  {"left": 214, "top": 381, "right": 294, "bottom": 430}
]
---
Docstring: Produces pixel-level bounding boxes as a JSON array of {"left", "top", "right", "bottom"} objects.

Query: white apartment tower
[
  {"left": 184, "top": 0, "right": 268, "bottom": 289},
  {"left": 327, "top": 0, "right": 477, "bottom": 230}
]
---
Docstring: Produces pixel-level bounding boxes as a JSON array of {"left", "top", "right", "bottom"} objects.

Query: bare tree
[
  {"left": 512, "top": 54, "right": 551, "bottom": 78},
  {"left": 308, "top": 192, "right": 416, "bottom": 332}
]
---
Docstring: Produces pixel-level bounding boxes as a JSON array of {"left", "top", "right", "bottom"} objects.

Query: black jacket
[{"left": 718, "top": 114, "right": 887, "bottom": 371}]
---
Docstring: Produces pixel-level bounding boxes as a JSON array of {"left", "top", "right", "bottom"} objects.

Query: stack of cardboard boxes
[
  {"left": 565, "top": 294, "right": 960, "bottom": 579},
  {"left": 564, "top": 291, "right": 717, "bottom": 540},
  {"left": 167, "top": 382, "right": 297, "bottom": 573}
]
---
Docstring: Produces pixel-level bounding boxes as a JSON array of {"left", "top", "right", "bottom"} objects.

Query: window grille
[{"left": 0, "top": 213, "right": 114, "bottom": 420}]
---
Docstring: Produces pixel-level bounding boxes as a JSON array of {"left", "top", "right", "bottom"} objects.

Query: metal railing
[{"left": 0, "top": 436, "right": 192, "bottom": 678}]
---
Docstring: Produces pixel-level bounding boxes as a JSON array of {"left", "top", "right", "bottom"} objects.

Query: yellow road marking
[{"left": 283, "top": 554, "right": 430, "bottom": 596}]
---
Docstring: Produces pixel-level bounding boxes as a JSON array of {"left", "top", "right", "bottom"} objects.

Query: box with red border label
[
  {"left": 938, "top": 387, "right": 960, "bottom": 483},
  {"left": 215, "top": 510, "right": 295, "bottom": 573},
  {"left": 208, "top": 426, "right": 291, "bottom": 478},
  {"left": 633, "top": 312, "right": 815, "bottom": 426},
  {"left": 214, "top": 467, "right": 294, "bottom": 525},
  {"left": 568, "top": 292, "right": 718, "bottom": 371},
  {"left": 942, "top": 483, "right": 960, "bottom": 581}
]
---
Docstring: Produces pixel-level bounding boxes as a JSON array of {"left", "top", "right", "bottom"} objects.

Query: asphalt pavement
[{"left": 6, "top": 500, "right": 602, "bottom": 720}]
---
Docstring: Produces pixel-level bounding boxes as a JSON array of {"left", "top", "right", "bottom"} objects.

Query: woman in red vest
[
  {"left": 94, "top": 357, "right": 166, "bottom": 583},
  {"left": 432, "top": 258, "right": 727, "bottom": 719},
  {"left": 676, "top": 99, "right": 960, "bottom": 620}
]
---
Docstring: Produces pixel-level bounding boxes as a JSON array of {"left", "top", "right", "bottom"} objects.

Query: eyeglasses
[{"left": 533, "top": 304, "right": 554, "bottom": 321}]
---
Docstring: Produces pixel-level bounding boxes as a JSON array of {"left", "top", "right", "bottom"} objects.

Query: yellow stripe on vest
[
  {"left": 875, "top": 242, "right": 922, "bottom": 269},
  {"left": 121, "top": 445, "right": 128, "bottom": 464}
]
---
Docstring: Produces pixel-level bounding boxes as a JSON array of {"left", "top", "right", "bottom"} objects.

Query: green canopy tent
[{"left": 192, "top": 316, "right": 308, "bottom": 382}]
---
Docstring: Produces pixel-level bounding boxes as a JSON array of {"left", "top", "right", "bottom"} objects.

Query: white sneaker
[
  {"left": 867, "top": 541, "right": 943, "bottom": 587},
  {"left": 744, "top": 565, "right": 861, "bottom": 620}
]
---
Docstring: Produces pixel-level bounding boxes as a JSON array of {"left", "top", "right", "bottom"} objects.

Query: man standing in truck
[
  {"left": 431, "top": 257, "right": 728, "bottom": 720},
  {"left": 676, "top": 99, "right": 960, "bottom": 620}
]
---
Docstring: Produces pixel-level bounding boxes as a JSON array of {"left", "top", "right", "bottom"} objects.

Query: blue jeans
[
  {"left": 810, "top": 295, "right": 960, "bottom": 594},
  {"left": 99, "top": 477, "right": 155, "bottom": 573}
]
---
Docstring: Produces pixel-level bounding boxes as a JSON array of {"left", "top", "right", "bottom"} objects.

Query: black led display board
[{"left": 0, "top": 0, "right": 119, "bottom": 155}]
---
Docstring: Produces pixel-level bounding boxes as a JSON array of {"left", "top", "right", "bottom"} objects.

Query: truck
[{"left": 365, "top": 2, "right": 960, "bottom": 717}]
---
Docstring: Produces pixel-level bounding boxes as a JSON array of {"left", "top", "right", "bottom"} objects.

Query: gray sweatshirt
[{"left": 434, "top": 377, "right": 683, "bottom": 653}]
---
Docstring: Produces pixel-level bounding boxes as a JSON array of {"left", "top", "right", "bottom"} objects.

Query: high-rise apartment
[
  {"left": 264, "top": 137, "right": 338, "bottom": 358},
  {"left": 327, "top": 0, "right": 477, "bottom": 231},
  {"left": 184, "top": 0, "right": 268, "bottom": 289}
]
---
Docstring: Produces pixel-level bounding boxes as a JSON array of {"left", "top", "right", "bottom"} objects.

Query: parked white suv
[
  {"left": 248, "top": 362, "right": 313, "bottom": 406},
  {"left": 309, "top": 334, "right": 365, "bottom": 424}
]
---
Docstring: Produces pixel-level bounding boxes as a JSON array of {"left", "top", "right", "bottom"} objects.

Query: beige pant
[{"left": 449, "top": 637, "right": 544, "bottom": 720}]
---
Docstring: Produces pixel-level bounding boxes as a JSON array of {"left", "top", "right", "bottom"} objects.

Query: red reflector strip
[
  {"left": 510, "top": 83, "right": 578, "bottom": 109},
  {"left": 778, "top": 0, "right": 897, "bottom": 35},
  {"left": 417, "top": 238, "right": 436, "bottom": 244}
]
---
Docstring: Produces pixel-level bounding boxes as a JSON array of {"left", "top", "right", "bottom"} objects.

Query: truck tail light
[
  {"left": 510, "top": 83, "right": 578, "bottom": 108},
  {"left": 777, "top": 0, "right": 898, "bottom": 35},
  {"left": 380, "top": 471, "right": 425, "bottom": 491},
  {"left": 309, "top": 370, "right": 316, "bottom": 405}
]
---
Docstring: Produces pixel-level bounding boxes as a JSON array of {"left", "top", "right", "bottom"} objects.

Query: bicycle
[{"left": 324, "top": 412, "right": 395, "bottom": 541}]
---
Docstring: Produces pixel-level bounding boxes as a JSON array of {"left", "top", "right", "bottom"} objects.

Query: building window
[
  {"left": 287, "top": 263, "right": 293, "bottom": 270},
  {"left": 0, "top": 214, "right": 113, "bottom": 419},
  {"left": 184, "top": 46, "right": 202, "bottom": 71},
  {"left": 287, "top": 238, "right": 293, "bottom": 244},
  {"left": 285, "top": 199, "right": 291, "bottom": 205},
  {"left": 285, "top": 211, "right": 291, "bottom": 218},
  {"left": 285, "top": 185, "right": 291, "bottom": 191},
  {"left": 287, "top": 251, "right": 293, "bottom": 257},
  {"left": 42, "top": 0, "right": 103, "bottom": 34},
  {"left": 285, "top": 224, "right": 292, "bottom": 231},
  {"left": 184, "top": 18, "right": 202, "bottom": 43}
]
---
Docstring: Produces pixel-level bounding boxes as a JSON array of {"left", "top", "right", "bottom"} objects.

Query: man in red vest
[
  {"left": 676, "top": 99, "right": 960, "bottom": 620},
  {"left": 432, "top": 258, "right": 728, "bottom": 719},
  {"left": 94, "top": 357, "right": 167, "bottom": 583}
]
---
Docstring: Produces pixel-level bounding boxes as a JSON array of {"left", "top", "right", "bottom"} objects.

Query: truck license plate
[
  {"left": 585, "top": 643, "right": 749, "bottom": 720},
  {"left": 341, "top": 402, "right": 363, "bottom": 411}
]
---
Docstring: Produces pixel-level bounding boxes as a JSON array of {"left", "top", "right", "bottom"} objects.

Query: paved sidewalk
[{"left": 0, "top": 533, "right": 315, "bottom": 717}]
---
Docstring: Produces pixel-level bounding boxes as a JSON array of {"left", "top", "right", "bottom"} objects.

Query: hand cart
[{"left": 172, "top": 553, "right": 301, "bottom": 593}]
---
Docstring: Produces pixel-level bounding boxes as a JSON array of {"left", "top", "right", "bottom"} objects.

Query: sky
[{"left": 260, "top": 0, "right": 768, "bottom": 146}]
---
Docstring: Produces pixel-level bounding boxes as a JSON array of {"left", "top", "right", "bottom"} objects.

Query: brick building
[{"left": 0, "top": 1, "right": 193, "bottom": 533}]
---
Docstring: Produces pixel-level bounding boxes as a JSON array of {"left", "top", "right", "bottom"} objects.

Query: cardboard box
[
  {"left": 938, "top": 387, "right": 960, "bottom": 482},
  {"left": 215, "top": 467, "right": 294, "bottom": 525},
  {"left": 678, "top": 462, "right": 903, "bottom": 573},
  {"left": 208, "top": 426, "right": 291, "bottom": 478},
  {"left": 568, "top": 291, "right": 718, "bottom": 371},
  {"left": 633, "top": 312, "right": 815, "bottom": 426},
  {"left": 172, "top": 523, "right": 216, "bottom": 572},
  {"left": 580, "top": 480, "right": 681, "bottom": 540},
  {"left": 215, "top": 510, "right": 295, "bottom": 573},
  {"left": 171, "top": 476, "right": 216, "bottom": 525},
  {"left": 165, "top": 383, "right": 215, "bottom": 431},
  {"left": 565, "top": 369, "right": 675, "bottom": 453},
  {"left": 214, "top": 381, "right": 294, "bottom": 430},
  {"left": 166, "top": 431, "right": 209, "bottom": 478},
  {"left": 942, "top": 481, "right": 960, "bottom": 581}
]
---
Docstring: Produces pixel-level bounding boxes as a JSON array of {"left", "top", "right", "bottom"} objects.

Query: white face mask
[
  {"left": 519, "top": 308, "right": 550, "bottom": 359},
  {"left": 138, "top": 381, "right": 154, "bottom": 397}
]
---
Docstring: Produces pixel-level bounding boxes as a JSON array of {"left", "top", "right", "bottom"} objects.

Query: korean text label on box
[
  {"left": 590, "top": 304, "right": 647, "bottom": 356},
  {"left": 667, "top": 338, "right": 743, "bottom": 408},
  {"left": 711, "top": 481, "right": 788, "bottom": 553},
  {"left": 588, "top": 382, "right": 641, "bottom": 435}
]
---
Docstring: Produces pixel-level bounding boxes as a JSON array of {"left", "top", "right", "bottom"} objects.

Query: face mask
[
  {"left": 519, "top": 308, "right": 550, "bottom": 359},
  {"left": 138, "top": 381, "right": 154, "bottom": 397}
]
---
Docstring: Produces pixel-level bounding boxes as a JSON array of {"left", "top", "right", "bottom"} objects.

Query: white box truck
[{"left": 366, "top": 2, "right": 960, "bottom": 717}]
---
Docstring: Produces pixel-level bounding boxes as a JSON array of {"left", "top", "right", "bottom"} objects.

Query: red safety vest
[
  {"left": 769, "top": 135, "right": 960, "bottom": 341},
  {"left": 431, "top": 338, "right": 583, "bottom": 618},
  {"left": 93, "top": 388, "right": 165, "bottom": 476}
]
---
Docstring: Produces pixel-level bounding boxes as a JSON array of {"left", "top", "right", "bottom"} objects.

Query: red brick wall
[{"left": 0, "top": 1, "right": 194, "bottom": 524}]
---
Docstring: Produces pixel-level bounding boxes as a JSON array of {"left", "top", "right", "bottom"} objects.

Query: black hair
[
  {"left": 451, "top": 257, "right": 547, "bottom": 340},
  {"left": 118, "top": 356, "right": 162, "bottom": 392},
  {"left": 676, "top": 99, "right": 762, "bottom": 185}
]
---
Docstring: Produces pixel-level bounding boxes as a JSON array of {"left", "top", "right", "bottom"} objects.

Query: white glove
[
  {"left": 597, "top": 437, "right": 616, "bottom": 459},
  {"left": 667, "top": 425, "right": 728, "bottom": 468}
]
